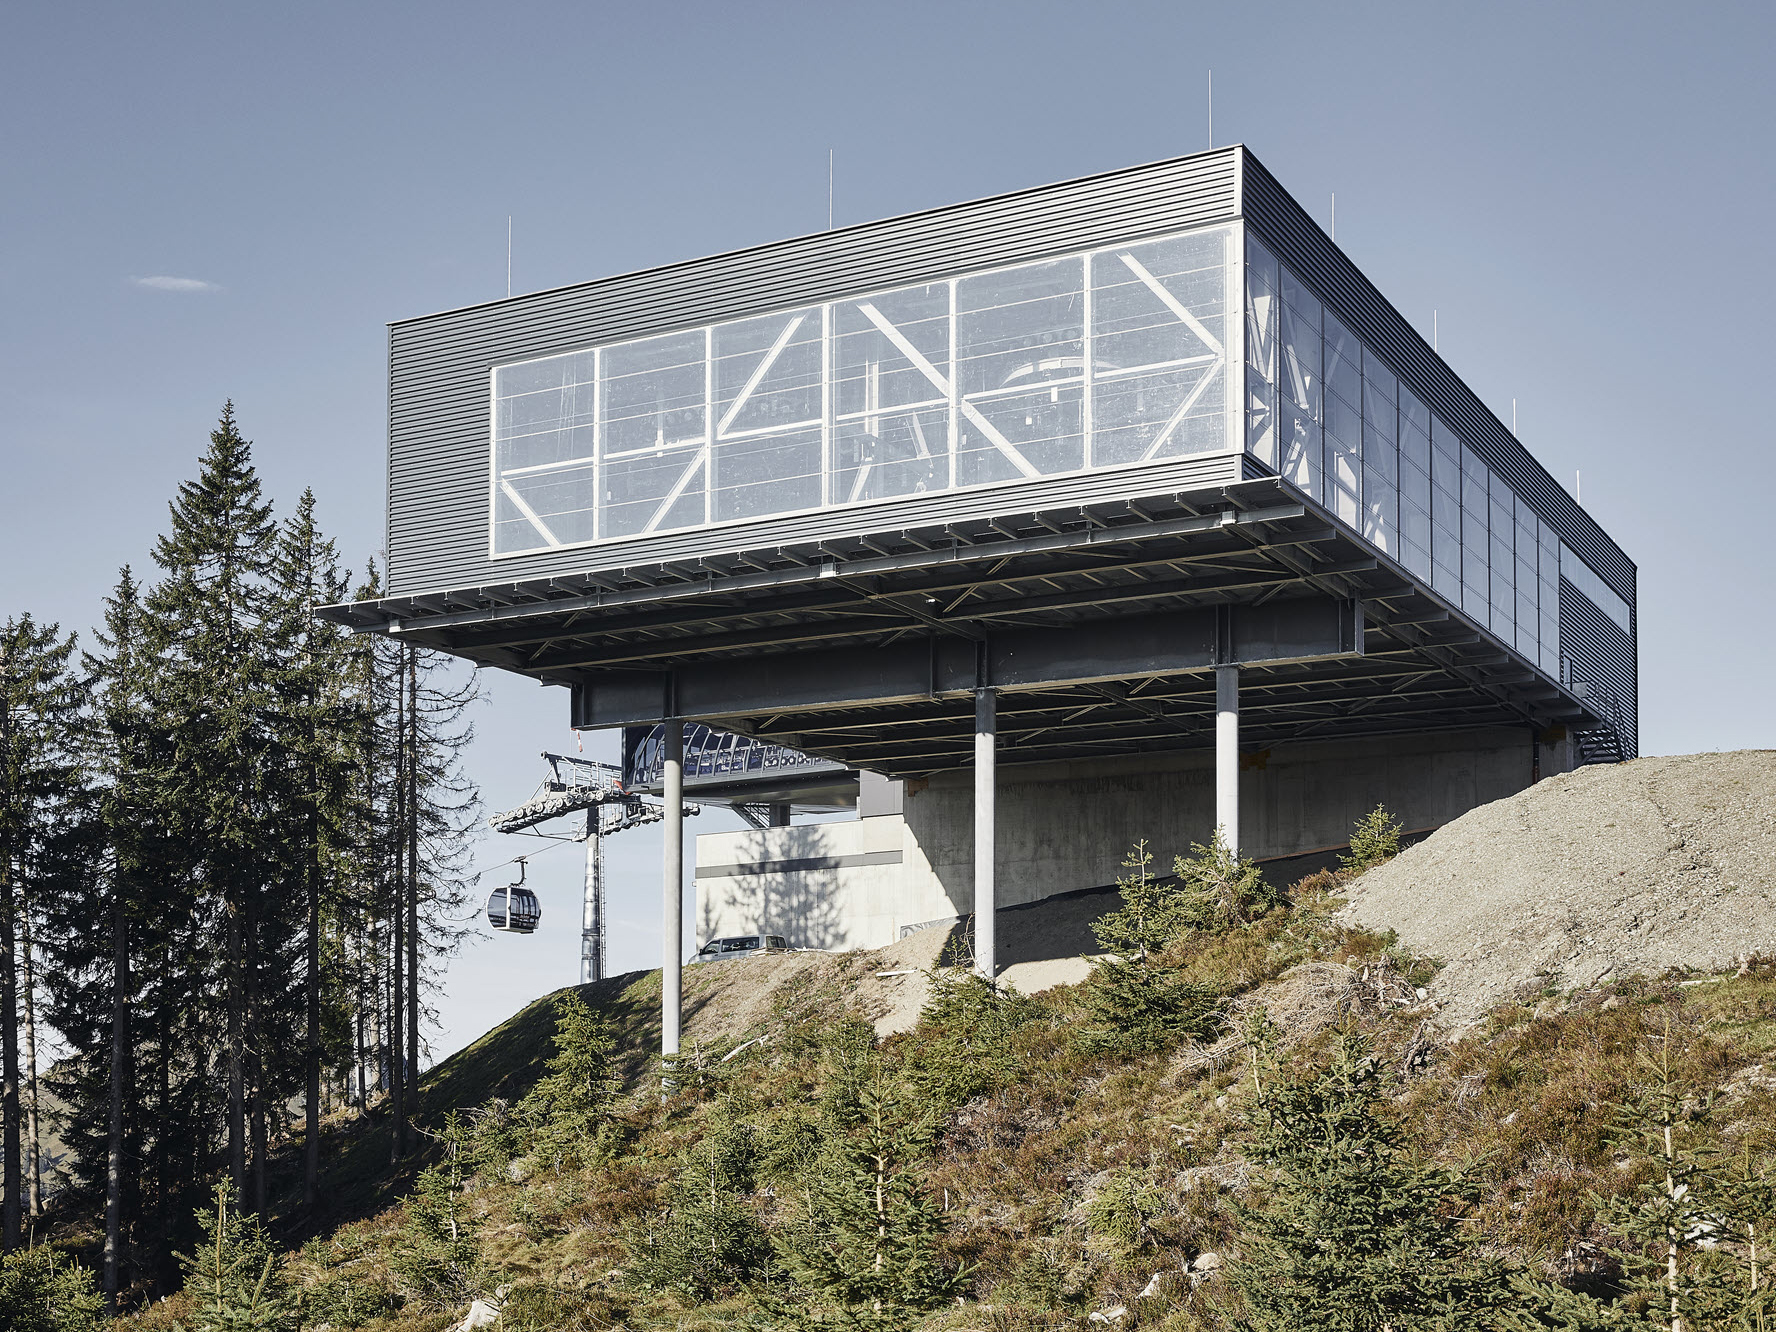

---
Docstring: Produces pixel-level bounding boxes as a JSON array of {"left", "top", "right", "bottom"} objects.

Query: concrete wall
[{"left": 695, "top": 725, "right": 1571, "bottom": 951}]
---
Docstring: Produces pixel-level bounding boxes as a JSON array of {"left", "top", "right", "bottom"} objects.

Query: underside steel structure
[{"left": 327, "top": 471, "right": 1605, "bottom": 774}]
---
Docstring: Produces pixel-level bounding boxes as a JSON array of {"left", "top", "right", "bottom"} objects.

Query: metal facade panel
[
  {"left": 1239, "top": 152, "right": 1637, "bottom": 606},
  {"left": 386, "top": 150, "right": 1240, "bottom": 597},
  {"left": 1559, "top": 584, "right": 1639, "bottom": 757}
]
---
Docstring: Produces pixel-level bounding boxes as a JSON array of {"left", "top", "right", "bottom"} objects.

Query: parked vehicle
[{"left": 691, "top": 933, "right": 789, "bottom": 963}]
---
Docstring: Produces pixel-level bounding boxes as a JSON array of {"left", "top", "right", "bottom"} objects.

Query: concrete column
[
  {"left": 973, "top": 687, "right": 996, "bottom": 981},
  {"left": 661, "top": 720, "right": 684, "bottom": 1060},
  {"left": 1215, "top": 664, "right": 1239, "bottom": 854}
]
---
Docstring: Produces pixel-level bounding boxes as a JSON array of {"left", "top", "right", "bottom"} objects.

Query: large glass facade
[
  {"left": 1246, "top": 235, "right": 1566, "bottom": 680},
  {"left": 491, "top": 224, "right": 1238, "bottom": 556}
]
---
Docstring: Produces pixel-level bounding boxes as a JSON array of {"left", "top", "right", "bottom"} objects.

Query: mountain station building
[{"left": 322, "top": 146, "right": 1638, "bottom": 1051}]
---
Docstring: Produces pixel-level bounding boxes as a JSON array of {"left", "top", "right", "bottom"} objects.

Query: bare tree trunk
[
  {"left": 226, "top": 897, "right": 245, "bottom": 1208},
  {"left": 104, "top": 891, "right": 129, "bottom": 1307},
  {"left": 247, "top": 879, "right": 267, "bottom": 1214},
  {"left": 303, "top": 747, "right": 321, "bottom": 1208},
  {"left": 0, "top": 895, "right": 18, "bottom": 1248},
  {"left": 405, "top": 648, "right": 421, "bottom": 1120},
  {"left": 0, "top": 688, "right": 17, "bottom": 1250},
  {"left": 20, "top": 893, "right": 40, "bottom": 1218}
]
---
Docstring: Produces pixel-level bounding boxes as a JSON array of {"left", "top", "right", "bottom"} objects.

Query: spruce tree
[
  {"left": 176, "top": 1180, "right": 298, "bottom": 1331},
  {"left": 768, "top": 1065, "right": 967, "bottom": 1330},
  {"left": 0, "top": 614, "right": 87, "bottom": 1249},
  {"left": 144, "top": 403, "right": 282, "bottom": 1210},
  {"left": 1231, "top": 1028, "right": 1511, "bottom": 1331},
  {"left": 517, "top": 992, "right": 618, "bottom": 1171},
  {"left": 1341, "top": 805, "right": 1404, "bottom": 875}
]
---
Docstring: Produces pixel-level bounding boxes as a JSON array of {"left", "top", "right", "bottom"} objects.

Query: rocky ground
[{"left": 1339, "top": 750, "right": 1776, "bottom": 1028}]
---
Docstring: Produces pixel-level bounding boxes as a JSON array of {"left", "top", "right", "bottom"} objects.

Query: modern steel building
[{"left": 323, "top": 146, "right": 1637, "bottom": 1056}]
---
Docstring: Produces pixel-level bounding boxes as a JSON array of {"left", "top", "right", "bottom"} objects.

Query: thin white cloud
[{"left": 131, "top": 275, "right": 223, "bottom": 293}]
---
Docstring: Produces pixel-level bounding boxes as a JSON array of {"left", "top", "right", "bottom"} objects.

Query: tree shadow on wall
[{"left": 694, "top": 820, "right": 846, "bottom": 954}]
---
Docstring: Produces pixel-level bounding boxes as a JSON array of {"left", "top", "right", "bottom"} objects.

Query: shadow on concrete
[{"left": 695, "top": 822, "right": 846, "bottom": 953}]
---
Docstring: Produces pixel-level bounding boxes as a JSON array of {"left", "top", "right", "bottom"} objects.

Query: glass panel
[
  {"left": 1400, "top": 385, "right": 1430, "bottom": 437},
  {"left": 959, "top": 382, "right": 1084, "bottom": 485},
  {"left": 601, "top": 443, "right": 707, "bottom": 538},
  {"left": 1092, "top": 232, "right": 1227, "bottom": 372},
  {"left": 957, "top": 257, "right": 1084, "bottom": 397},
  {"left": 834, "top": 283, "right": 950, "bottom": 416},
  {"left": 1245, "top": 234, "right": 1280, "bottom": 467},
  {"left": 1363, "top": 464, "right": 1395, "bottom": 552},
  {"left": 714, "top": 308, "right": 822, "bottom": 436},
  {"left": 495, "top": 461, "right": 597, "bottom": 551},
  {"left": 1280, "top": 294, "right": 1320, "bottom": 411},
  {"left": 601, "top": 331, "right": 706, "bottom": 456},
  {"left": 1094, "top": 364, "right": 1223, "bottom": 465},
  {"left": 1281, "top": 402, "right": 1321, "bottom": 499},
  {"left": 833, "top": 407, "right": 949, "bottom": 504},
  {"left": 1324, "top": 315, "right": 1361, "bottom": 413},
  {"left": 713, "top": 427, "right": 822, "bottom": 523}
]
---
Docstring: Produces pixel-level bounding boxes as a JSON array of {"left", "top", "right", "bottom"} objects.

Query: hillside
[{"left": 76, "top": 752, "right": 1776, "bottom": 1330}]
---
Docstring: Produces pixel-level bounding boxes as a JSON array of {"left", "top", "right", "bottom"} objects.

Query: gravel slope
[{"left": 1339, "top": 751, "right": 1776, "bottom": 1029}]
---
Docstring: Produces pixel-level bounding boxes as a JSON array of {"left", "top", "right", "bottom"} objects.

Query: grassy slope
[{"left": 123, "top": 881, "right": 1776, "bottom": 1331}]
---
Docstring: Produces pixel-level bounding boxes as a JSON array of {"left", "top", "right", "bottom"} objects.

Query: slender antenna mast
[
  {"left": 1576, "top": 470, "right": 1582, "bottom": 503},
  {"left": 1432, "top": 309, "right": 1438, "bottom": 351},
  {"left": 1207, "top": 69, "right": 1212, "bottom": 149},
  {"left": 1330, "top": 192, "right": 1335, "bottom": 241},
  {"left": 828, "top": 149, "right": 834, "bottom": 229},
  {"left": 1512, "top": 398, "right": 1517, "bottom": 434},
  {"left": 506, "top": 216, "right": 512, "bottom": 298}
]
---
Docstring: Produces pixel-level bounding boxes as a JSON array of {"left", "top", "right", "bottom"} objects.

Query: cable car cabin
[{"left": 487, "top": 882, "right": 541, "bottom": 934}]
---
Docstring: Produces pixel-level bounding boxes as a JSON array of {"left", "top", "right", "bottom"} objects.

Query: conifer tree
[
  {"left": 1232, "top": 1028, "right": 1511, "bottom": 1331},
  {"left": 0, "top": 614, "right": 87, "bottom": 1249},
  {"left": 176, "top": 1180, "right": 298, "bottom": 1332},
  {"left": 145, "top": 403, "right": 282, "bottom": 1210},
  {"left": 518, "top": 992, "right": 618, "bottom": 1171},
  {"left": 1341, "top": 805, "right": 1404, "bottom": 875},
  {"left": 768, "top": 1065, "right": 966, "bottom": 1330}
]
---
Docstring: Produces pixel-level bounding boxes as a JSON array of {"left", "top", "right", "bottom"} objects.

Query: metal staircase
[{"left": 1572, "top": 697, "right": 1627, "bottom": 766}]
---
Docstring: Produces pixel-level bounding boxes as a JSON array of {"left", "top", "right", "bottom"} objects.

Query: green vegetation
[
  {"left": 11, "top": 769, "right": 1776, "bottom": 1330},
  {"left": 1341, "top": 803, "right": 1405, "bottom": 874},
  {"left": 0, "top": 1245, "right": 106, "bottom": 1332}
]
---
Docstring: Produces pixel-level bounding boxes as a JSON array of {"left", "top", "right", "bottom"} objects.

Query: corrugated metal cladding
[
  {"left": 1560, "top": 585, "right": 1639, "bottom": 755},
  {"left": 1239, "top": 155, "right": 1637, "bottom": 608},
  {"left": 385, "top": 149, "right": 1241, "bottom": 597}
]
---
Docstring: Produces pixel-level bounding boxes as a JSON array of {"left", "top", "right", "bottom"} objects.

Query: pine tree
[
  {"left": 0, "top": 1245, "right": 107, "bottom": 1332},
  {"left": 767, "top": 1066, "right": 967, "bottom": 1331},
  {"left": 629, "top": 1115, "right": 771, "bottom": 1299},
  {"left": 1231, "top": 1028, "right": 1511, "bottom": 1331}
]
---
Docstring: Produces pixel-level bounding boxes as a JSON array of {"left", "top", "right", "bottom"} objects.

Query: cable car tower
[{"left": 488, "top": 752, "right": 693, "bottom": 983}]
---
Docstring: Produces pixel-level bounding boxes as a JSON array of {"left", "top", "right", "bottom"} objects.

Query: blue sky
[{"left": 5, "top": 0, "right": 1773, "bottom": 1060}]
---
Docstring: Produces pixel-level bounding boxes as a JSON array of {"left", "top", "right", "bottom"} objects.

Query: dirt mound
[{"left": 1339, "top": 751, "right": 1776, "bottom": 1029}]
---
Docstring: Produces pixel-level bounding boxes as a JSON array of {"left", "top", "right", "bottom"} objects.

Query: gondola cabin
[{"left": 487, "top": 870, "right": 541, "bottom": 934}]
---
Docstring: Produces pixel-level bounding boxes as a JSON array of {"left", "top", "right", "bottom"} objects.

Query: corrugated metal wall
[
  {"left": 1240, "top": 155, "right": 1636, "bottom": 608},
  {"left": 1560, "top": 585, "right": 1639, "bottom": 757},
  {"left": 387, "top": 149, "right": 1241, "bottom": 597}
]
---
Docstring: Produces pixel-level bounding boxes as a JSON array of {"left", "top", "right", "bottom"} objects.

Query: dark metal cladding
[
  {"left": 1559, "top": 585, "right": 1639, "bottom": 759},
  {"left": 385, "top": 148, "right": 1241, "bottom": 598},
  {"left": 1239, "top": 153, "right": 1635, "bottom": 605}
]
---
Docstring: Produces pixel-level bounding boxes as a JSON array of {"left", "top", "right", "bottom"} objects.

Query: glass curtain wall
[
  {"left": 491, "top": 223, "right": 1239, "bottom": 556},
  {"left": 1246, "top": 233, "right": 1561, "bottom": 680}
]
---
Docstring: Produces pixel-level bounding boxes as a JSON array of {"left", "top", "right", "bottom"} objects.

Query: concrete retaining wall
[{"left": 694, "top": 725, "right": 1570, "bottom": 952}]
